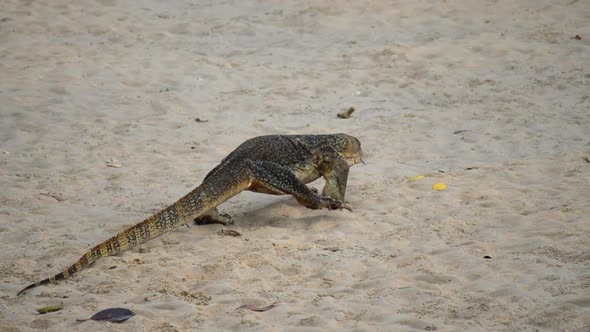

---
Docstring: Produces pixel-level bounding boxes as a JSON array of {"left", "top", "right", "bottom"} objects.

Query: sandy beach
[{"left": 1, "top": 0, "right": 589, "bottom": 330}]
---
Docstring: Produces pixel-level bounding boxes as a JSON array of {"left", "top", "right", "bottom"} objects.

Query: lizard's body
[{"left": 18, "top": 134, "right": 363, "bottom": 295}]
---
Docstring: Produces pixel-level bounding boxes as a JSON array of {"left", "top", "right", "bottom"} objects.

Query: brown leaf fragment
[
  {"left": 337, "top": 107, "right": 355, "bottom": 119},
  {"left": 575, "top": 34, "right": 582, "bottom": 40},
  {"left": 218, "top": 229, "right": 242, "bottom": 237},
  {"left": 323, "top": 247, "right": 340, "bottom": 252},
  {"left": 238, "top": 303, "right": 278, "bottom": 312},
  {"left": 36, "top": 303, "right": 64, "bottom": 314},
  {"left": 132, "top": 258, "right": 144, "bottom": 265},
  {"left": 40, "top": 191, "right": 66, "bottom": 201}
]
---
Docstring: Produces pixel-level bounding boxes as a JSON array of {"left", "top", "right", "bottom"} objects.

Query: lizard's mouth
[
  {"left": 349, "top": 152, "right": 364, "bottom": 166},
  {"left": 355, "top": 148, "right": 365, "bottom": 165}
]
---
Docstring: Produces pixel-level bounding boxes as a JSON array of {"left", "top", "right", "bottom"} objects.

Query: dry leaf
[
  {"left": 238, "top": 303, "right": 278, "bottom": 312},
  {"left": 132, "top": 258, "right": 144, "bottom": 265},
  {"left": 36, "top": 303, "right": 64, "bottom": 314},
  {"left": 105, "top": 158, "right": 123, "bottom": 168},
  {"left": 77, "top": 307, "right": 135, "bottom": 323},
  {"left": 217, "top": 229, "right": 242, "bottom": 237},
  {"left": 40, "top": 191, "right": 66, "bottom": 201},
  {"left": 408, "top": 175, "right": 425, "bottom": 181},
  {"left": 337, "top": 107, "right": 355, "bottom": 119}
]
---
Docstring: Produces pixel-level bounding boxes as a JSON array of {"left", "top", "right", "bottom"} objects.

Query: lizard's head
[{"left": 331, "top": 134, "right": 364, "bottom": 166}]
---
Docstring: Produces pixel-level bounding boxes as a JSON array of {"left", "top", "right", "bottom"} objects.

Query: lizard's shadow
[{"left": 233, "top": 196, "right": 343, "bottom": 231}]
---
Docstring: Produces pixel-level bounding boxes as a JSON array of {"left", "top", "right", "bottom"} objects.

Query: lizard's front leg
[
  {"left": 318, "top": 149, "right": 350, "bottom": 202},
  {"left": 247, "top": 160, "right": 351, "bottom": 211}
]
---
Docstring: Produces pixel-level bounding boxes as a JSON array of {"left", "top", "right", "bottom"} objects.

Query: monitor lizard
[{"left": 17, "top": 133, "right": 363, "bottom": 295}]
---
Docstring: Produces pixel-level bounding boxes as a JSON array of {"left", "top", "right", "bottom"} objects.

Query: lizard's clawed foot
[
  {"left": 194, "top": 213, "right": 234, "bottom": 226},
  {"left": 320, "top": 196, "right": 353, "bottom": 211},
  {"left": 217, "top": 213, "right": 234, "bottom": 226}
]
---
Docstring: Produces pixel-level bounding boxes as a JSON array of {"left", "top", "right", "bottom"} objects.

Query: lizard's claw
[{"left": 320, "top": 196, "right": 353, "bottom": 212}]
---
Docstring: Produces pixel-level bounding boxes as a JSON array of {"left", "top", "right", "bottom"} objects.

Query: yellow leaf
[{"left": 432, "top": 182, "right": 447, "bottom": 190}]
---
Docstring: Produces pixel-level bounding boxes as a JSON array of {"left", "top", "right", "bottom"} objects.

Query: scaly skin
[{"left": 17, "top": 134, "right": 363, "bottom": 295}]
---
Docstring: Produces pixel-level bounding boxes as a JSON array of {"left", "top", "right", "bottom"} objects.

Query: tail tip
[
  {"left": 17, "top": 278, "right": 50, "bottom": 296},
  {"left": 17, "top": 284, "right": 35, "bottom": 296}
]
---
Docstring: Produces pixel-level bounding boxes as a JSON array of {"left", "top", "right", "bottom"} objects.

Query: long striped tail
[
  {"left": 17, "top": 184, "right": 219, "bottom": 296},
  {"left": 18, "top": 163, "right": 250, "bottom": 296},
  {"left": 17, "top": 199, "right": 196, "bottom": 296}
]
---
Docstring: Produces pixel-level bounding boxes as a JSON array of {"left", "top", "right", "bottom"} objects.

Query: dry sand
[{"left": 1, "top": 0, "right": 589, "bottom": 331}]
